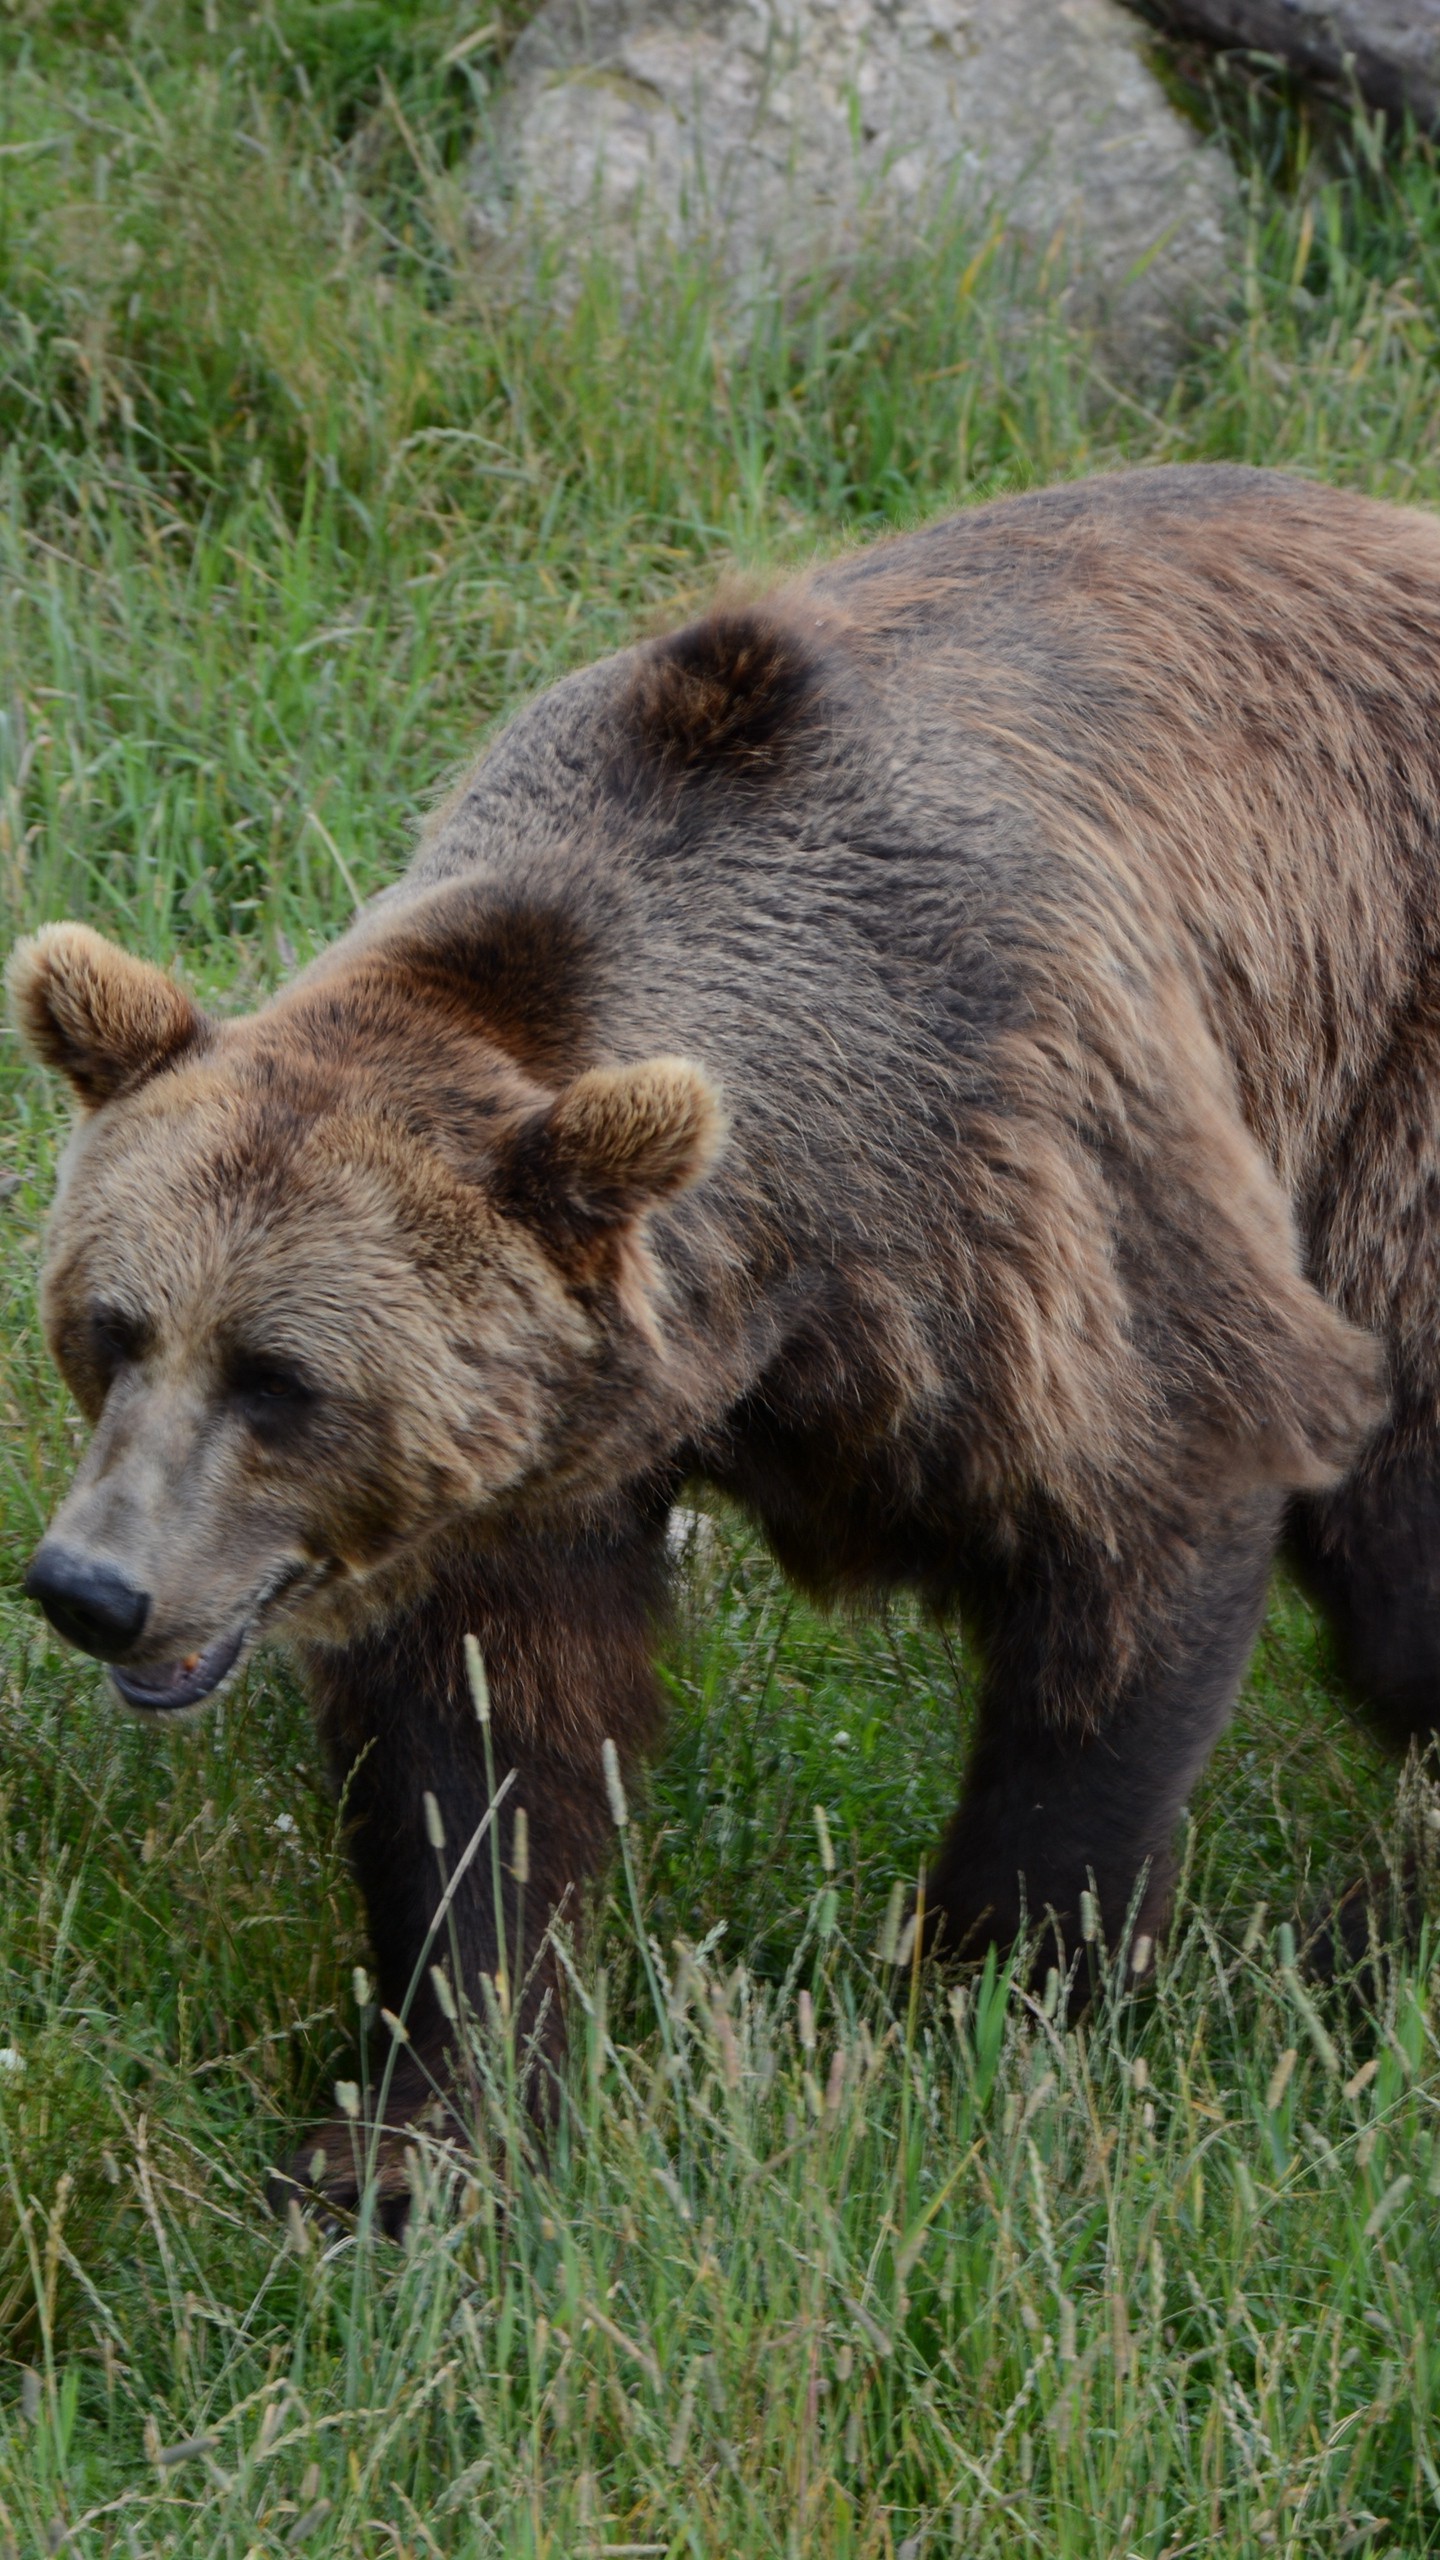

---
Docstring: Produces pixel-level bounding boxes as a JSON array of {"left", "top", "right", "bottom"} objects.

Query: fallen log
[{"left": 1153, "top": 2, "right": 1440, "bottom": 128}]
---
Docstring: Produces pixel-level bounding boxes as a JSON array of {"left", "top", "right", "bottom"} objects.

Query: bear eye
[
  {"left": 89, "top": 1304, "right": 150, "bottom": 1375},
  {"left": 227, "top": 1356, "right": 315, "bottom": 1435}
]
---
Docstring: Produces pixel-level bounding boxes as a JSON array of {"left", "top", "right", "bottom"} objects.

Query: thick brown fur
[{"left": 15, "top": 465, "right": 1440, "bottom": 2214}]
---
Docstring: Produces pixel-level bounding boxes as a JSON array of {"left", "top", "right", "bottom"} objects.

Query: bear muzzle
[
  {"left": 25, "top": 1544, "right": 151, "bottom": 1661},
  {"left": 25, "top": 1537, "right": 331, "bottom": 1714}
]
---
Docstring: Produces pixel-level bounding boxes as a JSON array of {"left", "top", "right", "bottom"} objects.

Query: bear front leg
[
  {"left": 275, "top": 1500, "right": 670, "bottom": 2223},
  {"left": 928, "top": 1488, "right": 1283, "bottom": 1974}
]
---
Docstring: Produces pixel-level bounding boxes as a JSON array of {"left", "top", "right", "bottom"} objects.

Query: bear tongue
[{"left": 109, "top": 1620, "right": 249, "bottom": 1714}]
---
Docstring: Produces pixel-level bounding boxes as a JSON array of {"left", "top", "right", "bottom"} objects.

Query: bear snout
[{"left": 25, "top": 1543, "right": 151, "bottom": 1662}]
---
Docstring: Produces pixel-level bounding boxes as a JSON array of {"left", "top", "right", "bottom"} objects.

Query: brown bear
[{"left": 12, "top": 464, "right": 1440, "bottom": 2215}]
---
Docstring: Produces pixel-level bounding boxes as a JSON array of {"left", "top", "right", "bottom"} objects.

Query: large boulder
[{"left": 470, "top": 0, "right": 1240, "bottom": 372}]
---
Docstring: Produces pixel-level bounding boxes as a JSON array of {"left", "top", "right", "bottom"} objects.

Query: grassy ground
[{"left": 6, "top": 6, "right": 1440, "bottom": 2552}]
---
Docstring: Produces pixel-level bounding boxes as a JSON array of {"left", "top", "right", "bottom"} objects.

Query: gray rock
[{"left": 470, "top": 0, "right": 1240, "bottom": 370}]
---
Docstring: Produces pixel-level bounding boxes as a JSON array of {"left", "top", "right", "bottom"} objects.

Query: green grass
[{"left": 7, "top": 4, "right": 1440, "bottom": 2551}]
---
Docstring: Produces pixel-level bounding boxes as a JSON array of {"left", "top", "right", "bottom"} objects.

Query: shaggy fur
[{"left": 14, "top": 463, "right": 1440, "bottom": 2210}]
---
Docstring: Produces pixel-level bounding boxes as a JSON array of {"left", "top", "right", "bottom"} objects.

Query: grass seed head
[
  {"left": 602, "top": 1736, "right": 629, "bottom": 1831},
  {"left": 1266, "top": 2047, "right": 1298, "bottom": 2113},
  {"left": 463, "top": 1633, "right": 491, "bottom": 1726}
]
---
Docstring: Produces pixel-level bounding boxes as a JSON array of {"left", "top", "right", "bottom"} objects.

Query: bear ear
[
  {"left": 625, "top": 608, "right": 820, "bottom": 779},
  {"left": 502, "top": 1056, "right": 723, "bottom": 1239},
  {"left": 6, "top": 922, "right": 207, "bottom": 1107}
]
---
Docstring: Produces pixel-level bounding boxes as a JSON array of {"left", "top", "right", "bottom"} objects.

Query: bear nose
[{"left": 24, "top": 1545, "right": 151, "bottom": 1661}]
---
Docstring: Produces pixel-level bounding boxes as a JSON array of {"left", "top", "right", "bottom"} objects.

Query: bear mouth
[
  {"left": 108, "top": 1562, "right": 324, "bottom": 1716},
  {"left": 110, "top": 1620, "right": 251, "bottom": 1714}
]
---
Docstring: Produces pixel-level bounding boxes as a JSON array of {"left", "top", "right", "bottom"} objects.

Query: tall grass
[
  {"left": 7, "top": 3, "right": 1440, "bottom": 2550},
  {"left": 10, "top": 1776, "right": 1440, "bottom": 2559}
]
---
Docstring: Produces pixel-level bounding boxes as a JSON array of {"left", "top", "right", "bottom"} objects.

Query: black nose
[{"left": 25, "top": 1545, "right": 151, "bottom": 1661}]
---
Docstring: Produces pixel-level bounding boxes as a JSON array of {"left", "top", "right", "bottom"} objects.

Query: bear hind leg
[
  {"left": 1288, "top": 1412, "right": 1440, "bottom": 1756},
  {"left": 928, "top": 1490, "right": 1282, "bottom": 1974}
]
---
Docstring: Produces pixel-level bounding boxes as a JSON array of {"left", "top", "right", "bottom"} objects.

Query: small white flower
[
  {"left": 0, "top": 2046, "right": 22, "bottom": 2075},
  {"left": 833, "top": 1730, "right": 850, "bottom": 1750},
  {"left": 272, "top": 1813, "right": 297, "bottom": 1837}
]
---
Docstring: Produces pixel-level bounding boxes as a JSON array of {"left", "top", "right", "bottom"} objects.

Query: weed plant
[{"left": 6, "top": 3, "right": 1440, "bottom": 2551}]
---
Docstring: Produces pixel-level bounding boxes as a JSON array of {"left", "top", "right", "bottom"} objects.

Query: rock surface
[{"left": 470, "top": 0, "right": 1239, "bottom": 370}]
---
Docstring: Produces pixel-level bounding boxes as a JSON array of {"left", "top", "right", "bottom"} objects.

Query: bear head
[{"left": 9, "top": 911, "right": 720, "bottom": 1714}]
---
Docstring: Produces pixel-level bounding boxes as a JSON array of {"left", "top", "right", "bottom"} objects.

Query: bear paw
[{"left": 268, "top": 2082, "right": 466, "bottom": 2239}]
